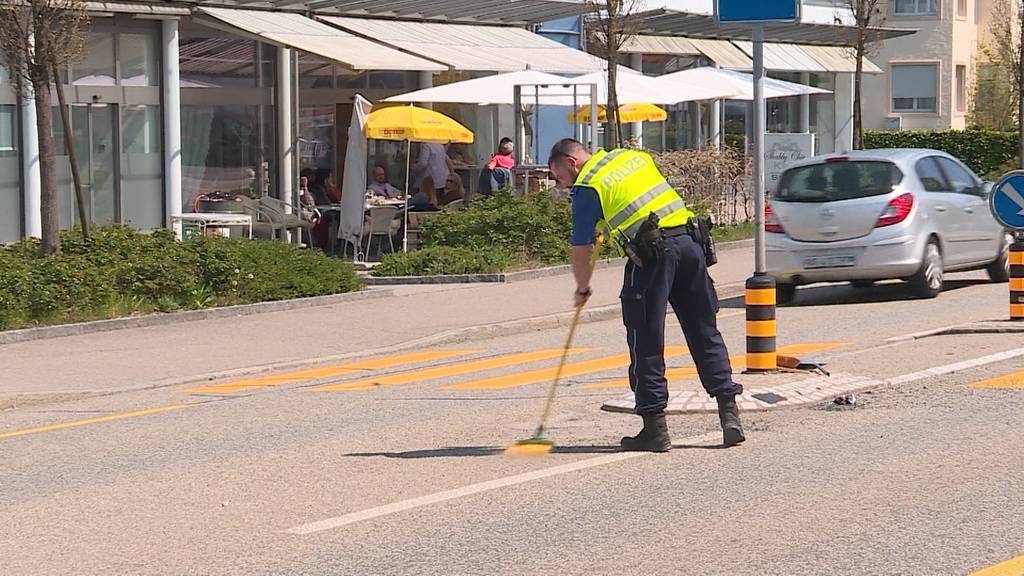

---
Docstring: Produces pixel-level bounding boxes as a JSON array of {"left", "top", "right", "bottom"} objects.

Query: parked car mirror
[{"left": 980, "top": 181, "right": 995, "bottom": 197}]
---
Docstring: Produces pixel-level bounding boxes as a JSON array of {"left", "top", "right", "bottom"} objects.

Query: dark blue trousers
[{"left": 620, "top": 233, "right": 743, "bottom": 415}]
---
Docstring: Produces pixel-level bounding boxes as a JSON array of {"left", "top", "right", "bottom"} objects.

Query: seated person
[
  {"left": 439, "top": 174, "right": 465, "bottom": 206},
  {"left": 309, "top": 168, "right": 341, "bottom": 205},
  {"left": 368, "top": 165, "right": 402, "bottom": 199},
  {"left": 409, "top": 176, "right": 440, "bottom": 212},
  {"left": 486, "top": 137, "right": 515, "bottom": 171}
]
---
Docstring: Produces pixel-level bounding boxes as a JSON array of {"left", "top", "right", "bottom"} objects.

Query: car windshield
[{"left": 776, "top": 161, "right": 904, "bottom": 203}]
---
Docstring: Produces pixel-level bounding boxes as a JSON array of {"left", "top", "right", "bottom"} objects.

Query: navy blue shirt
[{"left": 570, "top": 185, "right": 604, "bottom": 246}]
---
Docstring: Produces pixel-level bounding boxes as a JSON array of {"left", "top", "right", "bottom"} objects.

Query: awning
[
  {"left": 319, "top": 16, "right": 605, "bottom": 74},
  {"left": 801, "top": 45, "right": 883, "bottom": 74},
  {"left": 731, "top": 41, "right": 826, "bottom": 73},
  {"left": 85, "top": 2, "right": 189, "bottom": 15},
  {"left": 687, "top": 39, "right": 752, "bottom": 70},
  {"left": 290, "top": 0, "right": 592, "bottom": 26},
  {"left": 620, "top": 35, "right": 700, "bottom": 56},
  {"left": 195, "top": 7, "right": 446, "bottom": 71}
]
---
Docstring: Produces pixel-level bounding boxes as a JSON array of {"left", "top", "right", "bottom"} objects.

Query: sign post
[
  {"left": 989, "top": 171, "right": 1024, "bottom": 320},
  {"left": 715, "top": 0, "right": 800, "bottom": 372}
]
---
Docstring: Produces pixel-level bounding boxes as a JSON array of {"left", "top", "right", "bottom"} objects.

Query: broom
[{"left": 506, "top": 234, "right": 605, "bottom": 456}]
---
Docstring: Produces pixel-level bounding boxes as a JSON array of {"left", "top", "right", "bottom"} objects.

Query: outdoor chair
[
  {"left": 444, "top": 199, "right": 465, "bottom": 211},
  {"left": 237, "top": 197, "right": 283, "bottom": 240},
  {"left": 260, "top": 196, "right": 315, "bottom": 245},
  {"left": 364, "top": 205, "right": 400, "bottom": 258}
]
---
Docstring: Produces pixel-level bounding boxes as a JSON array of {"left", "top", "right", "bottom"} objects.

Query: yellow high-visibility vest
[{"left": 573, "top": 148, "right": 694, "bottom": 242}]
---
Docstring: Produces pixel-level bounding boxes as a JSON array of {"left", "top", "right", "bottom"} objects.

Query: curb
[
  {"left": 0, "top": 289, "right": 393, "bottom": 346},
  {"left": 363, "top": 238, "right": 754, "bottom": 286}
]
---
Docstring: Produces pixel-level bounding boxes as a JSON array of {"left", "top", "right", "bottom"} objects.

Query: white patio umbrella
[
  {"left": 660, "top": 67, "right": 831, "bottom": 100},
  {"left": 571, "top": 70, "right": 738, "bottom": 104},
  {"left": 385, "top": 70, "right": 575, "bottom": 105}
]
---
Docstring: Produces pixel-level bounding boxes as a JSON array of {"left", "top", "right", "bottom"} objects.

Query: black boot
[
  {"left": 717, "top": 395, "right": 746, "bottom": 447},
  {"left": 620, "top": 413, "right": 672, "bottom": 452}
]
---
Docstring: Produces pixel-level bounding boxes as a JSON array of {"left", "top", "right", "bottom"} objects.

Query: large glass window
[
  {"left": 299, "top": 106, "right": 335, "bottom": 172},
  {"left": 892, "top": 64, "right": 938, "bottom": 113},
  {"left": 121, "top": 33, "right": 160, "bottom": 87},
  {"left": 0, "top": 104, "right": 20, "bottom": 243},
  {"left": 956, "top": 65, "right": 967, "bottom": 113},
  {"left": 121, "top": 105, "right": 163, "bottom": 229},
  {"left": 181, "top": 105, "right": 261, "bottom": 208},
  {"left": 180, "top": 37, "right": 258, "bottom": 89},
  {"left": 72, "top": 31, "right": 116, "bottom": 86},
  {"left": 893, "top": 0, "right": 938, "bottom": 15}
]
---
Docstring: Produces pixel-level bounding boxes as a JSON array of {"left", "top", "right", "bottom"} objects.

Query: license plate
[{"left": 803, "top": 254, "right": 857, "bottom": 269}]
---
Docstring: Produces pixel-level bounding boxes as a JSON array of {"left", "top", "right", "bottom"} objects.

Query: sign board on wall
[{"left": 764, "top": 133, "right": 815, "bottom": 191}]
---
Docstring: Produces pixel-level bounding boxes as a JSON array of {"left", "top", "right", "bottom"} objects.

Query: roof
[
  {"left": 687, "top": 38, "right": 752, "bottom": 70},
  {"left": 731, "top": 41, "right": 826, "bottom": 73},
  {"left": 632, "top": 8, "right": 916, "bottom": 47},
  {"left": 620, "top": 35, "right": 701, "bottom": 56},
  {"left": 800, "top": 45, "right": 883, "bottom": 74},
  {"left": 195, "top": 7, "right": 445, "bottom": 71},
  {"left": 126, "top": 0, "right": 592, "bottom": 26},
  {"left": 319, "top": 16, "right": 605, "bottom": 74}
]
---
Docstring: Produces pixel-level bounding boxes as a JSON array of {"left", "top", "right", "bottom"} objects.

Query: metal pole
[
  {"left": 513, "top": 85, "right": 523, "bottom": 166},
  {"left": 277, "top": 47, "right": 294, "bottom": 243},
  {"left": 162, "top": 20, "right": 182, "bottom": 238},
  {"left": 21, "top": 37, "right": 42, "bottom": 239},
  {"left": 753, "top": 23, "right": 766, "bottom": 274},
  {"left": 589, "top": 83, "right": 598, "bottom": 153}
]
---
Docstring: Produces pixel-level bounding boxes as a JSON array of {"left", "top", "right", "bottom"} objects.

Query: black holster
[
  {"left": 623, "top": 213, "right": 665, "bottom": 268},
  {"left": 686, "top": 216, "right": 718, "bottom": 267}
]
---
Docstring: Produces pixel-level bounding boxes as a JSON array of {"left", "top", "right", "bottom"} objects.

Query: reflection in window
[
  {"left": 0, "top": 104, "right": 19, "bottom": 243},
  {"left": 180, "top": 37, "right": 258, "bottom": 88},
  {"left": 299, "top": 106, "right": 335, "bottom": 172},
  {"left": 121, "top": 33, "right": 160, "bottom": 87},
  {"left": 72, "top": 31, "right": 116, "bottom": 85},
  {"left": 182, "top": 105, "right": 261, "bottom": 208},
  {"left": 122, "top": 105, "right": 163, "bottom": 229}
]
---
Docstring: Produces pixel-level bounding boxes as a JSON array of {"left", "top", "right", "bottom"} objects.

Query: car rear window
[{"left": 776, "top": 161, "right": 904, "bottom": 203}]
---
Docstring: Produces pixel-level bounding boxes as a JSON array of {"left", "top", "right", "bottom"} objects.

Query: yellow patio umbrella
[
  {"left": 364, "top": 104, "right": 474, "bottom": 252},
  {"left": 568, "top": 102, "right": 668, "bottom": 123}
]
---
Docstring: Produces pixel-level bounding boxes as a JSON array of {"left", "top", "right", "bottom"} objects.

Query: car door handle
[
  {"left": 965, "top": 207, "right": 974, "bottom": 214},
  {"left": 934, "top": 205, "right": 948, "bottom": 212}
]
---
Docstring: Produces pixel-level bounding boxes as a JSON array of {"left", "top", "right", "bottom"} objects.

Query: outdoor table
[{"left": 173, "top": 213, "right": 253, "bottom": 239}]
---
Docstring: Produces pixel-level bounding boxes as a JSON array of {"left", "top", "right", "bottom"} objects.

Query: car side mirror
[{"left": 980, "top": 181, "right": 994, "bottom": 197}]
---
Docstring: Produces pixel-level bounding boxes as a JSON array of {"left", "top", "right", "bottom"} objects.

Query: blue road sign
[
  {"left": 715, "top": 0, "right": 800, "bottom": 23},
  {"left": 991, "top": 171, "right": 1024, "bottom": 230}
]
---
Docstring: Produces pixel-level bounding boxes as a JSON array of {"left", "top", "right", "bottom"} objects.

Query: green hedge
[
  {"left": 0, "top": 226, "right": 362, "bottom": 331},
  {"left": 372, "top": 246, "right": 510, "bottom": 277},
  {"left": 864, "top": 129, "right": 1017, "bottom": 179}
]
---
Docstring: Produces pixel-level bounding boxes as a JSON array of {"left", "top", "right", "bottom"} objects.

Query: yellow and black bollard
[
  {"left": 1011, "top": 238, "right": 1024, "bottom": 321},
  {"left": 745, "top": 274, "right": 777, "bottom": 372}
]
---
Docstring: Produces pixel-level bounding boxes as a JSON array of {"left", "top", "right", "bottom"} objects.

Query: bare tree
[
  {"left": 586, "top": 0, "right": 644, "bottom": 149},
  {"left": 984, "top": 0, "right": 1024, "bottom": 164},
  {"left": 0, "top": 0, "right": 88, "bottom": 255},
  {"left": 842, "top": 0, "right": 887, "bottom": 150}
]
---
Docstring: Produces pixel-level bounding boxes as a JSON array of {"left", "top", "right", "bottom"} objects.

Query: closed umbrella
[{"left": 364, "top": 104, "right": 474, "bottom": 252}]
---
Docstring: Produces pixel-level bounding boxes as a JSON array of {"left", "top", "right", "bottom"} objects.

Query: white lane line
[
  {"left": 887, "top": 348, "right": 1024, "bottom": 386},
  {"left": 287, "top": 432, "right": 720, "bottom": 535}
]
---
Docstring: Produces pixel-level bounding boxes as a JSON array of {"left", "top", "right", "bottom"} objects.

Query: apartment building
[{"left": 861, "top": 0, "right": 994, "bottom": 131}]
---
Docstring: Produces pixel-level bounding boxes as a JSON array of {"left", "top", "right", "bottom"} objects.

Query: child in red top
[{"left": 486, "top": 137, "right": 515, "bottom": 171}]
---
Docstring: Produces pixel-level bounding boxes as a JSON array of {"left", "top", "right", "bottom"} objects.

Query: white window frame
[
  {"left": 892, "top": 0, "right": 939, "bottom": 16},
  {"left": 890, "top": 62, "right": 941, "bottom": 114}
]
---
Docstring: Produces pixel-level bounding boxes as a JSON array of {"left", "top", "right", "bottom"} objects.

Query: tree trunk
[
  {"left": 53, "top": 66, "right": 89, "bottom": 243},
  {"left": 33, "top": 82, "right": 60, "bottom": 256},
  {"left": 607, "top": 49, "right": 620, "bottom": 149},
  {"left": 853, "top": 45, "right": 864, "bottom": 150}
]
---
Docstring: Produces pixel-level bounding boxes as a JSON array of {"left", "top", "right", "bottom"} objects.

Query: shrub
[
  {"left": 863, "top": 129, "right": 1017, "bottom": 178},
  {"left": 421, "top": 189, "right": 572, "bottom": 266},
  {"left": 651, "top": 147, "right": 752, "bottom": 225},
  {"left": 0, "top": 226, "right": 362, "bottom": 331},
  {"left": 373, "top": 246, "right": 509, "bottom": 277}
]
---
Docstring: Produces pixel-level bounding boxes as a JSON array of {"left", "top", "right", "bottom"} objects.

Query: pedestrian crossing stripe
[
  {"left": 315, "top": 349, "right": 591, "bottom": 391},
  {"left": 969, "top": 370, "right": 1024, "bottom": 389},
  {"left": 445, "top": 346, "right": 689, "bottom": 390},
  {"left": 582, "top": 342, "right": 848, "bottom": 389},
  {"left": 181, "top": 350, "right": 478, "bottom": 394}
]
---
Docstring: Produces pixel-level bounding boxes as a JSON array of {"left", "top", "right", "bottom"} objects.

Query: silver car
[{"left": 766, "top": 149, "right": 1013, "bottom": 304}]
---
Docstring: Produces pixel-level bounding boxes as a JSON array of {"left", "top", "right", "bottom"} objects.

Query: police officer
[{"left": 547, "top": 139, "right": 745, "bottom": 452}]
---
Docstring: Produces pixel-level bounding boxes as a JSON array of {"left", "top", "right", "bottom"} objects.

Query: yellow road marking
[
  {"left": 0, "top": 404, "right": 192, "bottom": 440},
  {"left": 183, "top": 350, "right": 477, "bottom": 394},
  {"left": 448, "top": 346, "right": 689, "bottom": 390},
  {"left": 583, "top": 342, "right": 847, "bottom": 389},
  {"left": 970, "top": 370, "right": 1024, "bottom": 389},
  {"left": 317, "top": 349, "right": 589, "bottom": 391},
  {"left": 969, "top": 554, "right": 1024, "bottom": 576}
]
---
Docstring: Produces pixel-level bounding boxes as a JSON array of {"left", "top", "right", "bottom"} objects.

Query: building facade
[{"left": 861, "top": 0, "right": 994, "bottom": 131}]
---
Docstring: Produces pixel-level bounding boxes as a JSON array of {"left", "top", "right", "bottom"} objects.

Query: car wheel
[
  {"left": 986, "top": 232, "right": 1014, "bottom": 283},
  {"left": 909, "top": 240, "right": 943, "bottom": 299},
  {"left": 777, "top": 282, "right": 797, "bottom": 306},
  {"left": 850, "top": 280, "right": 875, "bottom": 289}
]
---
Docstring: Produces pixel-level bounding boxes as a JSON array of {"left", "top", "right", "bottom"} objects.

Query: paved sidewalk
[{"left": 0, "top": 244, "right": 754, "bottom": 403}]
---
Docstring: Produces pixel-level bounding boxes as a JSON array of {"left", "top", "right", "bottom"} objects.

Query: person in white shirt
[
  {"left": 367, "top": 165, "right": 402, "bottom": 198},
  {"left": 414, "top": 142, "right": 452, "bottom": 197}
]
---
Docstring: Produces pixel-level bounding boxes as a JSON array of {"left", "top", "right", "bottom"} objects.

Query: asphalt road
[{"left": 2, "top": 271, "right": 1023, "bottom": 575}]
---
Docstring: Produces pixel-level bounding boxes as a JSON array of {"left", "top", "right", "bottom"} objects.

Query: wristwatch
[{"left": 576, "top": 287, "right": 593, "bottom": 297}]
